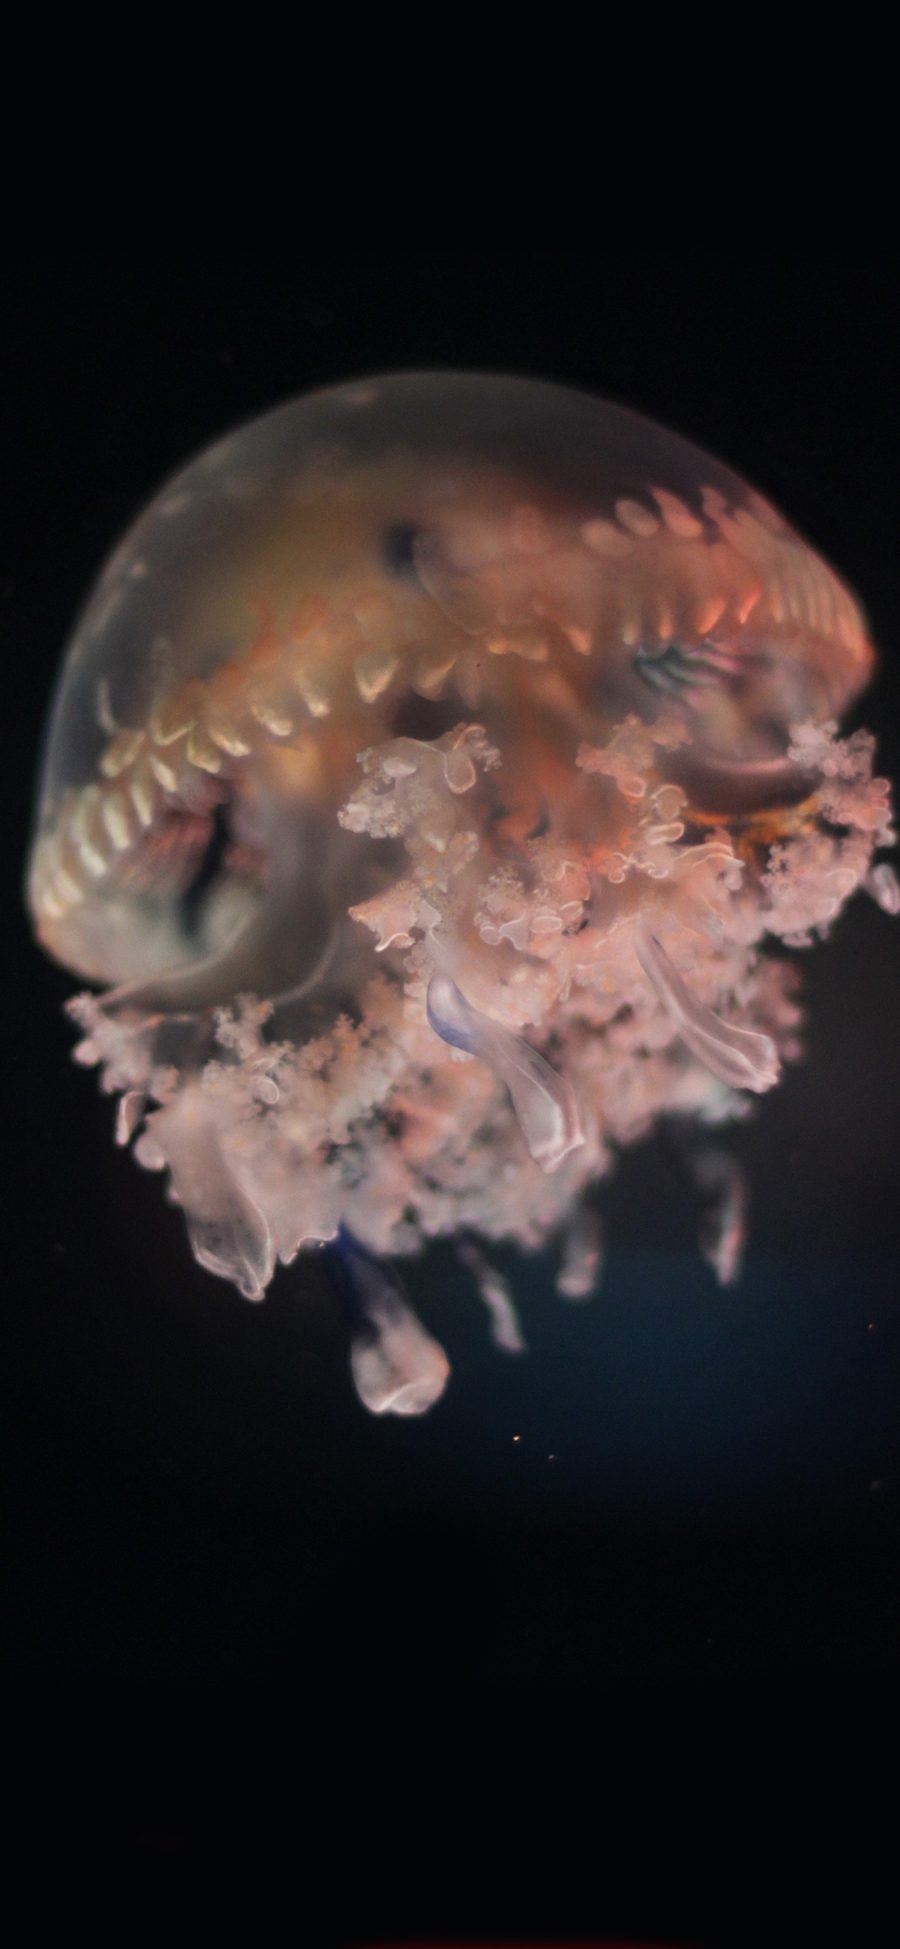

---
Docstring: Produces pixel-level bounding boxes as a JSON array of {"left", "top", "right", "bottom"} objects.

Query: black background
[{"left": 3, "top": 253, "right": 899, "bottom": 1944}]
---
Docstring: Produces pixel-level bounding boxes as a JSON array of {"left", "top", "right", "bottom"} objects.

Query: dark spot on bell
[{"left": 381, "top": 521, "right": 423, "bottom": 580}]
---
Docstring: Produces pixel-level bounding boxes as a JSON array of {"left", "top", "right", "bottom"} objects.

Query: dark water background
[{"left": 3, "top": 252, "right": 899, "bottom": 1944}]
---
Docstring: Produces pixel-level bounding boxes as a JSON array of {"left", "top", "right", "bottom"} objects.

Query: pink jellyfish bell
[{"left": 27, "top": 372, "right": 896, "bottom": 1414}]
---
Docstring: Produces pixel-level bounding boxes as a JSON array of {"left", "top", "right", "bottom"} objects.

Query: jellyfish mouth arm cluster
[{"left": 27, "top": 372, "right": 896, "bottom": 1415}]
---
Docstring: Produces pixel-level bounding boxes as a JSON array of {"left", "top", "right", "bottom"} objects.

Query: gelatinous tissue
[{"left": 27, "top": 373, "right": 895, "bottom": 1413}]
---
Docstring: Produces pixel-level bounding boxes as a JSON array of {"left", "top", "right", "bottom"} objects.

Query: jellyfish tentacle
[
  {"left": 151, "top": 1082, "right": 275, "bottom": 1301},
  {"left": 692, "top": 1144, "right": 748, "bottom": 1287},
  {"left": 101, "top": 890, "right": 336, "bottom": 1017},
  {"left": 457, "top": 1238, "right": 526, "bottom": 1353},
  {"left": 555, "top": 1201, "right": 604, "bottom": 1301},
  {"left": 667, "top": 1121, "right": 748, "bottom": 1287},
  {"left": 635, "top": 922, "right": 780, "bottom": 1094},
  {"left": 332, "top": 1229, "right": 451, "bottom": 1417},
  {"left": 426, "top": 972, "right": 584, "bottom": 1173},
  {"left": 661, "top": 744, "right": 819, "bottom": 816}
]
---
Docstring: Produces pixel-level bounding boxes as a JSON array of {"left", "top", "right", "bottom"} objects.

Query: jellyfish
[{"left": 27, "top": 371, "right": 895, "bottom": 1415}]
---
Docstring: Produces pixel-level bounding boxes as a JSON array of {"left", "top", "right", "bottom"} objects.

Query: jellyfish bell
[{"left": 27, "top": 371, "right": 895, "bottom": 1414}]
